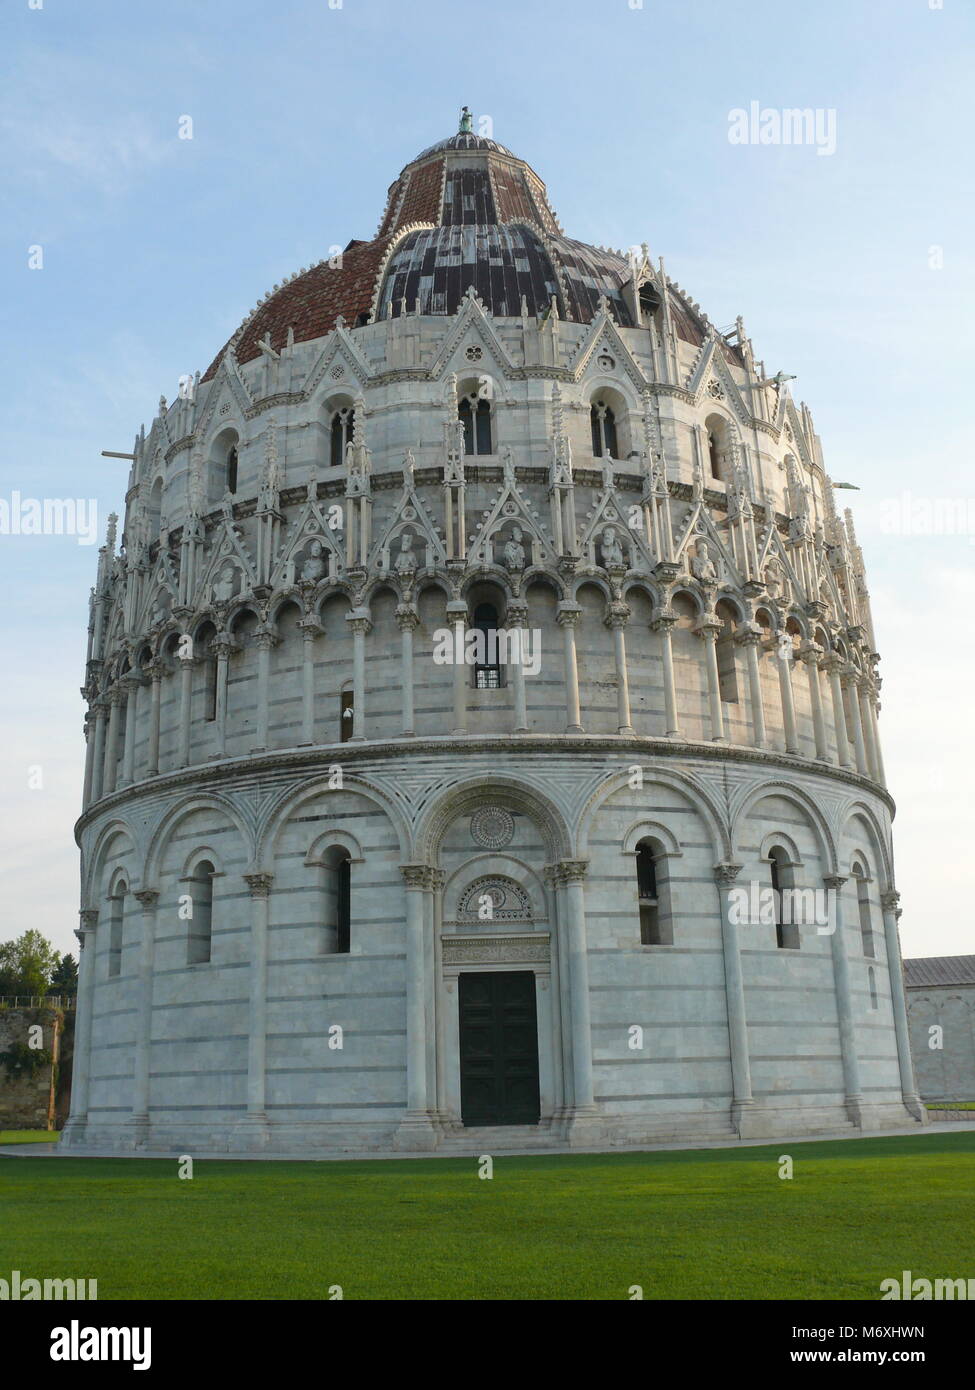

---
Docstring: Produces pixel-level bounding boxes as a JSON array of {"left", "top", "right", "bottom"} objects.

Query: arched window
[
  {"left": 634, "top": 837, "right": 673, "bottom": 945},
  {"left": 108, "top": 879, "right": 126, "bottom": 978},
  {"left": 868, "top": 965, "right": 878, "bottom": 1010},
  {"left": 459, "top": 393, "right": 492, "bottom": 455},
  {"left": 340, "top": 685, "right": 354, "bottom": 741},
  {"left": 852, "top": 864, "right": 875, "bottom": 958},
  {"left": 226, "top": 446, "right": 238, "bottom": 495},
  {"left": 705, "top": 414, "right": 729, "bottom": 482},
  {"left": 472, "top": 602, "right": 503, "bottom": 688},
  {"left": 769, "top": 846, "right": 800, "bottom": 950},
  {"left": 590, "top": 401, "right": 618, "bottom": 459},
  {"left": 148, "top": 477, "right": 163, "bottom": 535},
  {"left": 715, "top": 600, "right": 740, "bottom": 703},
  {"left": 187, "top": 861, "right": 214, "bottom": 965},
  {"left": 322, "top": 849, "right": 352, "bottom": 954},
  {"left": 330, "top": 407, "right": 356, "bottom": 468}
]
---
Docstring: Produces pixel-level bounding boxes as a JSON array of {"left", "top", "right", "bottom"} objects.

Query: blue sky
[{"left": 1, "top": 0, "right": 972, "bottom": 960}]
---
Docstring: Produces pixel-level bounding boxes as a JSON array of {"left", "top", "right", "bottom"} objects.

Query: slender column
[
  {"left": 714, "top": 865, "right": 754, "bottom": 1128},
  {"left": 253, "top": 631, "right": 276, "bottom": 752},
  {"left": 345, "top": 613, "right": 371, "bottom": 743},
  {"left": 82, "top": 711, "right": 97, "bottom": 806},
  {"left": 400, "top": 866, "right": 435, "bottom": 1120},
  {"left": 799, "top": 644, "right": 830, "bottom": 761},
  {"left": 242, "top": 873, "right": 273, "bottom": 1121},
  {"left": 558, "top": 861, "right": 594, "bottom": 1113},
  {"left": 606, "top": 604, "right": 634, "bottom": 735},
  {"left": 736, "top": 627, "right": 766, "bottom": 748},
  {"left": 130, "top": 889, "right": 159, "bottom": 1136},
  {"left": 858, "top": 682, "right": 881, "bottom": 782},
  {"left": 695, "top": 619, "right": 725, "bottom": 742},
  {"left": 102, "top": 686, "right": 122, "bottom": 794},
  {"left": 298, "top": 623, "right": 321, "bottom": 745},
  {"left": 824, "top": 655, "right": 852, "bottom": 768},
  {"left": 823, "top": 875, "right": 863, "bottom": 1125},
  {"left": 867, "top": 690, "right": 886, "bottom": 786},
  {"left": 213, "top": 638, "right": 232, "bottom": 757},
  {"left": 556, "top": 603, "right": 583, "bottom": 734},
  {"left": 146, "top": 661, "right": 164, "bottom": 777},
  {"left": 507, "top": 602, "right": 529, "bottom": 735},
  {"left": 652, "top": 613, "right": 680, "bottom": 738},
  {"left": 62, "top": 911, "right": 98, "bottom": 1142},
  {"left": 177, "top": 655, "right": 195, "bottom": 767},
  {"left": 881, "top": 889, "right": 924, "bottom": 1119},
  {"left": 843, "top": 672, "right": 868, "bottom": 775},
  {"left": 775, "top": 639, "right": 799, "bottom": 754},
  {"left": 446, "top": 600, "right": 467, "bottom": 736},
  {"left": 120, "top": 675, "right": 140, "bottom": 786},
  {"left": 90, "top": 701, "right": 107, "bottom": 803},
  {"left": 395, "top": 607, "right": 418, "bottom": 737}
]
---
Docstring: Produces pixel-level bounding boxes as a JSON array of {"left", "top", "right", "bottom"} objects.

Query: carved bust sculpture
[
  {"left": 691, "top": 539, "right": 718, "bottom": 583},
  {"left": 301, "top": 538, "right": 326, "bottom": 583},
  {"left": 503, "top": 525, "right": 526, "bottom": 571},
  {"left": 600, "top": 526, "right": 624, "bottom": 568},
  {"left": 213, "top": 564, "right": 236, "bottom": 603},
  {"left": 394, "top": 531, "right": 417, "bottom": 574}
]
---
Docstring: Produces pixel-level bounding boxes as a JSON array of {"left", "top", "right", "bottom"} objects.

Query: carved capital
[
  {"left": 346, "top": 614, "right": 373, "bottom": 637},
  {"left": 713, "top": 862, "right": 742, "bottom": 886},
  {"left": 604, "top": 602, "right": 630, "bottom": 630},
  {"left": 243, "top": 872, "right": 274, "bottom": 898},
  {"left": 252, "top": 630, "right": 278, "bottom": 652},
  {"left": 651, "top": 611, "right": 678, "bottom": 633},
  {"left": 78, "top": 908, "right": 99, "bottom": 933},
  {"left": 556, "top": 602, "right": 582, "bottom": 629},
  {"left": 134, "top": 889, "right": 159, "bottom": 908},
  {"left": 798, "top": 642, "right": 824, "bottom": 667},
  {"left": 400, "top": 863, "right": 442, "bottom": 891},
  {"left": 880, "top": 889, "right": 901, "bottom": 914},
  {"left": 823, "top": 875, "right": 847, "bottom": 891},
  {"left": 394, "top": 605, "right": 420, "bottom": 632},
  {"left": 734, "top": 623, "right": 763, "bottom": 647},
  {"left": 555, "top": 859, "right": 589, "bottom": 885}
]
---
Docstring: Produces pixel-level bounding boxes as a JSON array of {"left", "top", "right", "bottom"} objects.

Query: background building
[
  {"left": 905, "top": 956, "right": 975, "bottom": 1103},
  {"left": 64, "top": 116, "right": 923, "bottom": 1155}
]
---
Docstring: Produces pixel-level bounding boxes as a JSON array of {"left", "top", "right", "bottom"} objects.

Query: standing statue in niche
[
  {"left": 691, "top": 539, "right": 718, "bottom": 584},
  {"left": 301, "top": 538, "right": 327, "bottom": 583},
  {"left": 600, "top": 525, "right": 625, "bottom": 569},
  {"left": 503, "top": 525, "right": 526, "bottom": 571}
]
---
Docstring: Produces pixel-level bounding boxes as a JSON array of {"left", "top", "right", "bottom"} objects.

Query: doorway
[{"left": 458, "top": 971, "right": 541, "bottom": 1126}]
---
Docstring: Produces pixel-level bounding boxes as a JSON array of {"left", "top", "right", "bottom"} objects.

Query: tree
[
  {"left": 49, "top": 953, "right": 78, "bottom": 998},
  {"left": 0, "top": 930, "right": 60, "bottom": 998}
]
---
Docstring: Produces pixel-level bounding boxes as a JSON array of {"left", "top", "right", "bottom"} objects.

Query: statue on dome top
[{"left": 459, "top": 106, "right": 473, "bottom": 134}]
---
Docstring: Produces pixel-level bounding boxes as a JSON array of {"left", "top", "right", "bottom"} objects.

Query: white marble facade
[{"left": 63, "top": 120, "right": 923, "bottom": 1154}]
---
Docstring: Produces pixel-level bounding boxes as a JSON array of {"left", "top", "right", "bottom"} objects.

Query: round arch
[
  {"left": 730, "top": 780, "right": 837, "bottom": 875},
  {"left": 578, "top": 767, "right": 731, "bottom": 862},
  {"left": 256, "top": 772, "right": 412, "bottom": 868},
  {"left": 413, "top": 776, "right": 573, "bottom": 867},
  {"left": 144, "top": 793, "right": 255, "bottom": 885}
]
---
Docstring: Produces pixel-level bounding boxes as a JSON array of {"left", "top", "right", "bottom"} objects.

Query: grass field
[
  {"left": 0, "top": 1130, "right": 61, "bottom": 1144},
  {"left": 1, "top": 1132, "right": 972, "bottom": 1300}
]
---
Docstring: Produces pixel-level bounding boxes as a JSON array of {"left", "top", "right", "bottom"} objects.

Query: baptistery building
[{"left": 64, "top": 115, "right": 924, "bottom": 1154}]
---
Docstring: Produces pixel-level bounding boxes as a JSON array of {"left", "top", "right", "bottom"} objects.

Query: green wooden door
[{"left": 458, "top": 971, "right": 541, "bottom": 1126}]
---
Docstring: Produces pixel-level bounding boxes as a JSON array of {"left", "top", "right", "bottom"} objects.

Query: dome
[{"left": 203, "top": 115, "right": 724, "bottom": 381}]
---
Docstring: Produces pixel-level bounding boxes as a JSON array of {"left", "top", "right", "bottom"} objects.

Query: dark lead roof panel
[{"left": 378, "top": 224, "right": 563, "bottom": 320}]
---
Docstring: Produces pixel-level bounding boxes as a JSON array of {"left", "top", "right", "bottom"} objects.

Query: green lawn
[
  {"left": 1, "top": 1133, "right": 973, "bottom": 1300},
  {"left": 0, "top": 1130, "right": 60, "bottom": 1144}
]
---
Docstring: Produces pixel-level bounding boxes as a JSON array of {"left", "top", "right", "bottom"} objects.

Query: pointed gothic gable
[
  {"left": 577, "top": 483, "right": 655, "bottom": 571},
  {"left": 269, "top": 497, "right": 347, "bottom": 589},
  {"left": 427, "top": 288, "right": 516, "bottom": 382},
  {"left": 137, "top": 551, "right": 180, "bottom": 631},
  {"left": 194, "top": 513, "right": 259, "bottom": 607},
  {"left": 367, "top": 469, "right": 448, "bottom": 575},
  {"left": 686, "top": 336, "right": 751, "bottom": 426},
  {"left": 195, "top": 352, "right": 254, "bottom": 442},
  {"left": 568, "top": 305, "right": 647, "bottom": 393},
  {"left": 467, "top": 454, "right": 556, "bottom": 568},
  {"left": 302, "top": 321, "right": 373, "bottom": 403},
  {"left": 670, "top": 494, "right": 742, "bottom": 585}
]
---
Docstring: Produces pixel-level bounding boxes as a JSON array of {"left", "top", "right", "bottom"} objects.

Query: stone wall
[
  {"left": 907, "top": 984, "right": 975, "bottom": 1102},
  {"left": 0, "top": 1007, "right": 64, "bottom": 1131}
]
